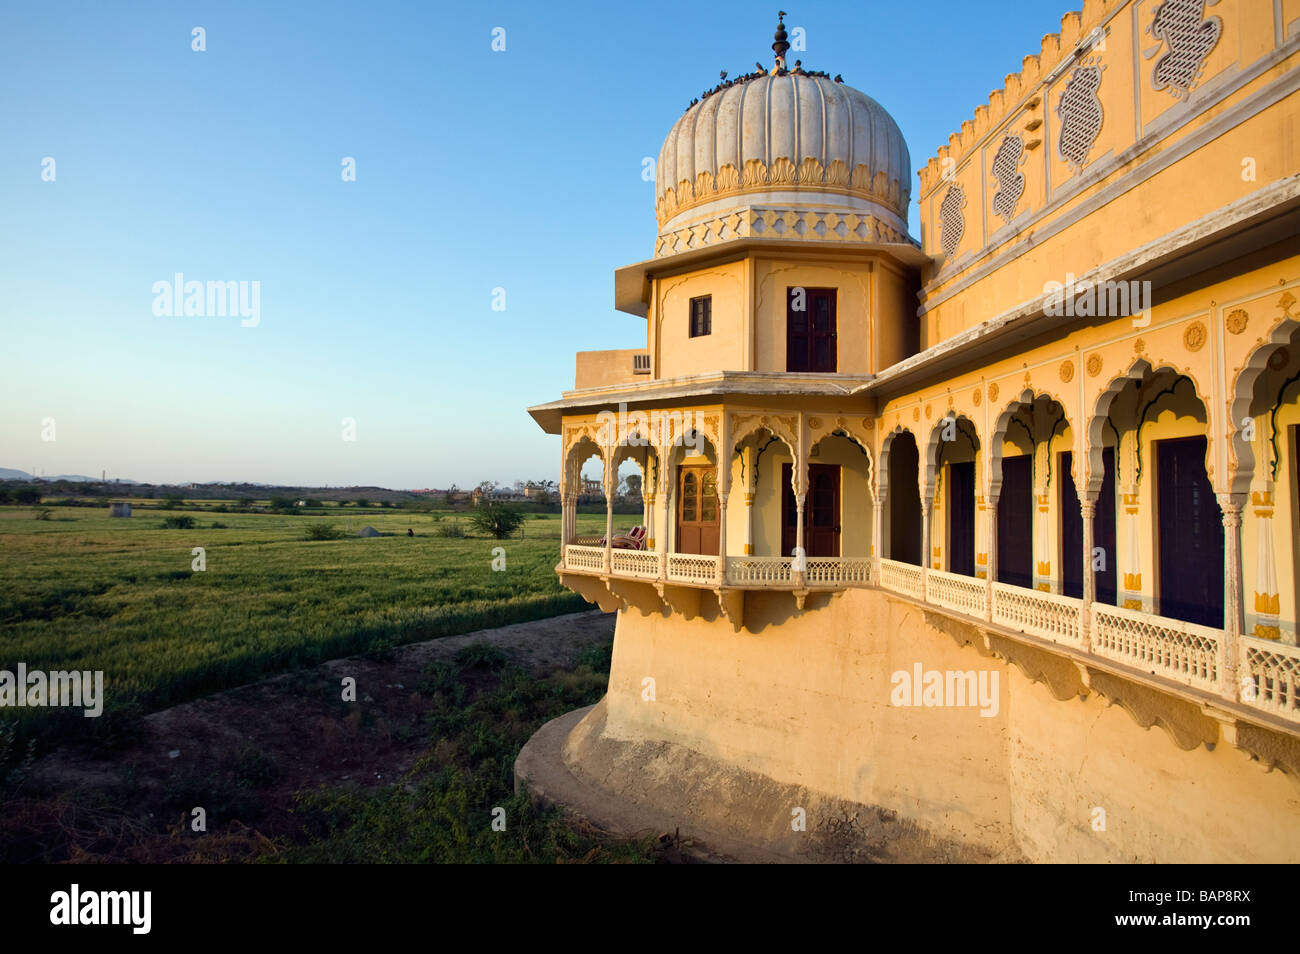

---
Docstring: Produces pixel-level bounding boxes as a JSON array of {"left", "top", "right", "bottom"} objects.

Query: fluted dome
[{"left": 654, "top": 71, "right": 914, "bottom": 258}]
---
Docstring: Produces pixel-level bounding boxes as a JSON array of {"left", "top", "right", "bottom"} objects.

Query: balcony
[{"left": 560, "top": 545, "right": 1300, "bottom": 728}]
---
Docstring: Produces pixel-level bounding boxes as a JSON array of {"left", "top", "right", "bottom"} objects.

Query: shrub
[
  {"left": 454, "top": 642, "right": 510, "bottom": 670},
  {"left": 34, "top": 509, "right": 53, "bottom": 521},
  {"left": 162, "top": 493, "right": 185, "bottom": 508},
  {"left": 161, "top": 516, "right": 196, "bottom": 529},
  {"left": 14, "top": 488, "right": 41, "bottom": 506},
  {"left": 467, "top": 502, "right": 525, "bottom": 539},
  {"left": 304, "top": 522, "right": 345, "bottom": 541},
  {"left": 210, "top": 521, "right": 228, "bottom": 529},
  {"left": 433, "top": 521, "right": 465, "bottom": 538}
]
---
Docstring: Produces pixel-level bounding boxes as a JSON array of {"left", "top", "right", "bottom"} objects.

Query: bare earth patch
[{"left": 10, "top": 610, "right": 614, "bottom": 863}]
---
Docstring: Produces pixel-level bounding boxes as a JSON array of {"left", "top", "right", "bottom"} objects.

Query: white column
[
  {"left": 656, "top": 449, "right": 671, "bottom": 580},
  {"left": 717, "top": 492, "right": 729, "bottom": 585},
  {"left": 603, "top": 466, "right": 615, "bottom": 574},
  {"left": 1220, "top": 493, "right": 1245, "bottom": 702},
  {"left": 871, "top": 490, "right": 884, "bottom": 583},
  {"left": 986, "top": 498, "right": 998, "bottom": 622},
  {"left": 920, "top": 495, "right": 931, "bottom": 602},
  {"left": 1081, "top": 496, "right": 1096, "bottom": 652}
]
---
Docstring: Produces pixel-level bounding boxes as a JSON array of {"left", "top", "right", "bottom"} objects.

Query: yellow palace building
[{"left": 520, "top": 2, "right": 1300, "bottom": 862}]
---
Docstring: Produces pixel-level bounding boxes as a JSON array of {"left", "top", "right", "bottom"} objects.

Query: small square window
[{"left": 689, "top": 296, "right": 712, "bottom": 337}]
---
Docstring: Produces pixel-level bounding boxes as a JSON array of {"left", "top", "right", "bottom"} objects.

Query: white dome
[{"left": 654, "top": 71, "right": 914, "bottom": 258}]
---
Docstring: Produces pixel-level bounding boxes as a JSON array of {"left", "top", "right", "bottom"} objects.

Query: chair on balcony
[{"left": 600, "top": 525, "right": 647, "bottom": 550}]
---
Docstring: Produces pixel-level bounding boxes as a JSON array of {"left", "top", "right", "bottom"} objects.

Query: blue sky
[{"left": 0, "top": 0, "right": 1073, "bottom": 488}]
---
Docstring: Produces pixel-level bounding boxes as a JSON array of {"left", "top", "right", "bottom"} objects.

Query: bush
[
  {"left": 210, "top": 521, "right": 228, "bottom": 529},
  {"left": 304, "top": 522, "right": 345, "bottom": 541},
  {"left": 34, "top": 509, "right": 53, "bottom": 521},
  {"left": 14, "top": 488, "right": 41, "bottom": 506},
  {"left": 433, "top": 521, "right": 465, "bottom": 538},
  {"left": 162, "top": 493, "right": 185, "bottom": 508},
  {"left": 161, "top": 516, "right": 196, "bottom": 529},
  {"left": 467, "top": 502, "right": 525, "bottom": 539},
  {"left": 454, "top": 642, "right": 510, "bottom": 670}
]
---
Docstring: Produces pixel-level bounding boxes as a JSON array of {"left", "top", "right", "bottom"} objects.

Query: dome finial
[{"left": 772, "top": 11, "right": 790, "bottom": 73}]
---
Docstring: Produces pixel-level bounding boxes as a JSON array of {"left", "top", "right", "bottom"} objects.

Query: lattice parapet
[
  {"left": 929, "top": 569, "right": 987, "bottom": 618},
  {"left": 667, "top": 554, "right": 720, "bottom": 584},
  {"left": 565, "top": 545, "right": 605, "bottom": 572},
  {"left": 807, "top": 558, "right": 872, "bottom": 586},
  {"left": 1241, "top": 637, "right": 1300, "bottom": 719},
  {"left": 880, "top": 558, "right": 925, "bottom": 600},
  {"left": 727, "top": 557, "right": 794, "bottom": 586},
  {"left": 992, "top": 583, "right": 1084, "bottom": 647},
  {"left": 611, "top": 549, "right": 659, "bottom": 580},
  {"left": 1092, "top": 603, "right": 1220, "bottom": 691}
]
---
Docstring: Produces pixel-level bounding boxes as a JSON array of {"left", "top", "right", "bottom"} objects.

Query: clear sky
[{"left": 0, "top": 0, "right": 1073, "bottom": 488}]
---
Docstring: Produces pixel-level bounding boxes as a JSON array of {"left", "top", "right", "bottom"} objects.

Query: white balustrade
[
  {"left": 1090, "top": 603, "right": 1221, "bottom": 691},
  {"left": 927, "top": 568, "right": 987, "bottom": 618},
  {"left": 879, "top": 558, "right": 925, "bottom": 600},
  {"left": 806, "top": 557, "right": 872, "bottom": 586},
  {"left": 1239, "top": 636, "right": 1300, "bottom": 722},
  {"left": 992, "top": 582, "right": 1083, "bottom": 647},
  {"left": 564, "top": 544, "right": 605, "bottom": 572},
  {"left": 726, "top": 556, "right": 793, "bottom": 586},
  {"left": 666, "top": 553, "right": 720, "bottom": 584},
  {"left": 610, "top": 549, "right": 660, "bottom": 579}
]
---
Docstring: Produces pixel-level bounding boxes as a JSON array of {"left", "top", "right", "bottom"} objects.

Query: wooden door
[
  {"left": 781, "top": 463, "right": 840, "bottom": 557},
  {"left": 997, "top": 455, "right": 1033, "bottom": 589},
  {"left": 787, "top": 287, "right": 837, "bottom": 373},
  {"left": 948, "top": 460, "right": 975, "bottom": 576},
  {"left": 676, "top": 466, "right": 719, "bottom": 555},
  {"left": 1156, "top": 436, "right": 1223, "bottom": 627}
]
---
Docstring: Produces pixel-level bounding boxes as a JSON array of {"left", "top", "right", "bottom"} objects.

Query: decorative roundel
[
  {"left": 1086, "top": 354, "right": 1103, "bottom": 377},
  {"left": 1225, "top": 308, "right": 1248, "bottom": 335},
  {"left": 912, "top": 407, "right": 921, "bottom": 422},
  {"left": 925, "top": 404, "right": 933, "bottom": 419},
  {"left": 1059, "top": 360, "right": 1075, "bottom": 383},
  {"left": 988, "top": 383, "right": 1000, "bottom": 403},
  {"left": 1134, "top": 338, "right": 1147, "bottom": 354},
  {"left": 1183, "top": 321, "right": 1207, "bottom": 352},
  {"left": 973, "top": 388, "right": 983, "bottom": 407}
]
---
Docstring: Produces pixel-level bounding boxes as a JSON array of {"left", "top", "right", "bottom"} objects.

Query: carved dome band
[{"left": 656, "top": 159, "right": 908, "bottom": 228}]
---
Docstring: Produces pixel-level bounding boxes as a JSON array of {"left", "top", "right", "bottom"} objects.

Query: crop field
[{"left": 0, "top": 504, "right": 637, "bottom": 755}]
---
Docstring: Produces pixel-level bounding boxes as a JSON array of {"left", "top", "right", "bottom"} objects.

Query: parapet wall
[{"left": 561, "top": 588, "right": 1300, "bottom": 862}]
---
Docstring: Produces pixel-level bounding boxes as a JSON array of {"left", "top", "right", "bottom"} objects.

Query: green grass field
[{"left": 0, "top": 504, "right": 637, "bottom": 757}]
